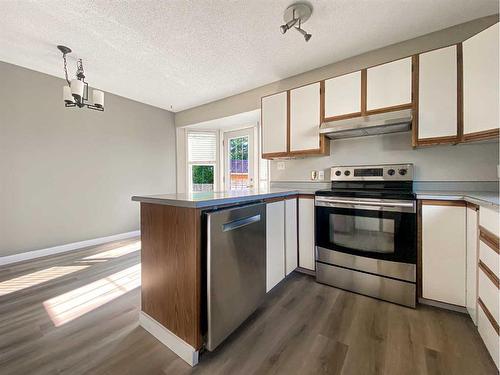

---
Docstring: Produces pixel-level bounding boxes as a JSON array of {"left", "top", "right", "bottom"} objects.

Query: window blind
[{"left": 188, "top": 132, "right": 217, "bottom": 162}]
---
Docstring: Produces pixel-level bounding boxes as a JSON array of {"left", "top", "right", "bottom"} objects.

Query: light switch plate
[
  {"left": 318, "top": 170, "right": 325, "bottom": 180},
  {"left": 277, "top": 162, "right": 285, "bottom": 170}
]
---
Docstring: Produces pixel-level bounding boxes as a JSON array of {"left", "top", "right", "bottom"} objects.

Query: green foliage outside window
[
  {"left": 192, "top": 165, "right": 214, "bottom": 184},
  {"left": 230, "top": 137, "right": 248, "bottom": 160}
]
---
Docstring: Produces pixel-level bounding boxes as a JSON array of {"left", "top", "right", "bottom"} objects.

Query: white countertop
[
  {"left": 415, "top": 191, "right": 499, "bottom": 207},
  {"left": 132, "top": 188, "right": 300, "bottom": 208}
]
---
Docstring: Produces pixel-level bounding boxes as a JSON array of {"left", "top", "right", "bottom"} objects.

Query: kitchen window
[{"left": 187, "top": 131, "right": 217, "bottom": 192}]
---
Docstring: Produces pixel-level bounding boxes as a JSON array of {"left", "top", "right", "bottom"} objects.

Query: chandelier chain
[{"left": 62, "top": 53, "right": 70, "bottom": 85}]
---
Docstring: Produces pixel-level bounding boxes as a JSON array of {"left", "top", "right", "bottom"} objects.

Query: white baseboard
[
  {"left": 0, "top": 230, "right": 140, "bottom": 267},
  {"left": 418, "top": 297, "right": 468, "bottom": 314},
  {"left": 139, "top": 311, "right": 199, "bottom": 366}
]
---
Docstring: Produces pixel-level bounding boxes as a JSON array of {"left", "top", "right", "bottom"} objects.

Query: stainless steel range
[{"left": 314, "top": 164, "right": 417, "bottom": 307}]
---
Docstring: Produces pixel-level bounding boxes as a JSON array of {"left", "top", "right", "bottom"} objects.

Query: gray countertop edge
[
  {"left": 415, "top": 192, "right": 499, "bottom": 208},
  {"left": 132, "top": 190, "right": 498, "bottom": 208},
  {"left": 131, "top": 190, "right": 300, "bottom": 208}
]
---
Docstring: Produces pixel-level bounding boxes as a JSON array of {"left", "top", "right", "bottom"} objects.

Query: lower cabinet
[
  {"left": 298, "top": 196, "right": 315, "bottom": 271},
  {"left": 266, "top": 197, "right": 299, "bottom": 292},
  {"left": 285, "top": 198, "right": 298, "bottom": 275},
  {"left": 477, "top": 208, "right": 500, "bottom": 370},
  {"left": 477, "top": 303, "right": 499, "bottom": 370},
  {"left": 421, "top": 201, "right": 466, "bottom": 306},
  {"left": 421, "top": 200, "right": 499, "bottom": 369},
  {"left": 266, "top": 200, "right": 285, "bottom": 292},
  {"left": 466, "top": 204, "right": 479, "bottom": 324}
]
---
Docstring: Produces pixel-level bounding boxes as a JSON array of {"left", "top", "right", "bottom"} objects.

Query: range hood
[{"left": 320, "top": 109, "right": 412, "bottom": 139}]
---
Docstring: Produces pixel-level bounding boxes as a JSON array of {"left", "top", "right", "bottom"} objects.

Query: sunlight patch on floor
[
  {"left": 43, "top": 263, "right": 141, "bottom": 327},
  {"left": 83, "top": 241, "right": 141, "bottom": 260},
  {"left": 0, "top": 266, "right": 89, "bottom": 296}
]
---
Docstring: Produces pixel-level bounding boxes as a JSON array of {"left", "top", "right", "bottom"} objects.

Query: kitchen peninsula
[{"left": 131, "top": 188, "right": 299, "bottom": 366}]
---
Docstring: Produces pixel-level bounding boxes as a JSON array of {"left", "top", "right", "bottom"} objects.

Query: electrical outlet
[
  {"left": 277, "top": 161, "right": 285, "bottom": 170},
  {"left": 311, "top": 170, "right": 318, "bottom": 180},
  {"left": 318, "top": 170, "right": 325, "bottom": 180}
]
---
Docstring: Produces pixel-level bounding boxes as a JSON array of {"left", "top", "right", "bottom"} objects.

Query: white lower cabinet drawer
[
  {"left": 479, "top": 239, "right": 499, "bottom": 277},
  {"left": 480, "top": 206, "right": 500, "bottom": 237},
  {"left": 478, "top": 303, "right": 500, "bottom": 370},
  {"left": 478, "top": 267, "right": 499, "bottom": 324}
]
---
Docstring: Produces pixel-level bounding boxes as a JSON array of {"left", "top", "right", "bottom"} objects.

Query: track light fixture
[
  {"left": 57, "top": 45, "right": 104, "bottom": 111},
  {"left": 280, "top": 3, "right": 313, "bottom": 42}
]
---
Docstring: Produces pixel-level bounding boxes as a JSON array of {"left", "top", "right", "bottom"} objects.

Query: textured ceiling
[{"left": 0, "top": 0, "right": 498, "bottom": 112}]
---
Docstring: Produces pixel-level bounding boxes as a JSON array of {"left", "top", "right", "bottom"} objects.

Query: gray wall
[
  {"left": 270, "top": 132, "right": 499, "bottom": 182},
  {"left": 175, "top": 14, "right": 498, "bottom": 127},
  {"left": 0, "top": 61, "right": 176, "bottom": 257}
]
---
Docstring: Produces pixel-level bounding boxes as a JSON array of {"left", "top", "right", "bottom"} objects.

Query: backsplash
[
  {"left": 270, "top": 132, "right": 499, "bottom": 182},
  {"left": 270, "top": 180, "right": 499, "bottom": 192}
]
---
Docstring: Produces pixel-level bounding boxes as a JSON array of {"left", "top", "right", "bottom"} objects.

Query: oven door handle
[
  {"left": 315, "top": 199, "right": 416, "bottom": 212},
  {"left": 319, "top": 199, "right": 414, "bottom": 208}
]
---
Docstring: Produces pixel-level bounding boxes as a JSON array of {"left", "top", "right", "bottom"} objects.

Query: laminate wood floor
[{"left": 0, "top": 238, "right": 496, "bottom": 375}]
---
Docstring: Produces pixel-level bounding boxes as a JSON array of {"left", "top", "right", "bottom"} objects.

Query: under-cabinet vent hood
[{"left": 320, "top": 109, "right": 412, "bottom": 139}]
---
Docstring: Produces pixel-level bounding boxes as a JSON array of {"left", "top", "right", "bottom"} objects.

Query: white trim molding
[
  {"left": 0, "top": 230, "right": 140, "bottom": 267},
  {"left": 139, "top": 311, "right": 199, "bottom": 366}
]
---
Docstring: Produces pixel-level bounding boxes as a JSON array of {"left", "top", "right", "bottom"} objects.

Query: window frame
[{"left": 186, "top": 130, "right": 218, "bottom": 192}]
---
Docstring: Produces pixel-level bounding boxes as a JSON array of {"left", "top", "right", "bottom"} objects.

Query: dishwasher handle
[{"left": 222, "top": 214, "right": 261, "bottom": 232}]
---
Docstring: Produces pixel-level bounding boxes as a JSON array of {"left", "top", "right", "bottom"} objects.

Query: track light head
[
  {"left": 280, "top": 18, "right": 298, "bottom": 34},
  {"left": 295, "top": 27, "right": 312, "bottom": 42}
]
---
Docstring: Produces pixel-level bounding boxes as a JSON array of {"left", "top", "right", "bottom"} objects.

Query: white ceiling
[{"left": 1, "top": 1, "right": 497, "bottom": 112}]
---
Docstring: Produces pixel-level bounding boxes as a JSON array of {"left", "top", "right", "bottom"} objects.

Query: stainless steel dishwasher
[{"left": 205, "top": 202, "right": 266, "bottom": 351}]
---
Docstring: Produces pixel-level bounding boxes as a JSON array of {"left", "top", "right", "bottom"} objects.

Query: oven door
[{"left": 315, "top": 196, "right": 416, "bottom": 264}]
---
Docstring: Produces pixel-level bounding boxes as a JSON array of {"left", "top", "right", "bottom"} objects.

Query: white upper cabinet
[
  {"left": 463, "top": 23, "right": 499, "bottom": 136},
  {"left": 324, "top": 71, "right": 361, "bottom": 119},
  {"left": 418, "top": 46, "right": 458, "bottom": 140},
  {"left": 290, "top": 82, "right": 321, "bottom": 152},
  {"left": 367, "top": 57, "right": 412, "bottom": 111},
  {"left": 422, "top": 203, "right": 466, "bottom": 306},
  {"left": 262, "top": 92, "right": 287, "bottom": 155}
]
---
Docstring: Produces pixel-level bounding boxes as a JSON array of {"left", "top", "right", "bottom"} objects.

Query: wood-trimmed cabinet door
[
  {"left": 323, "top": 71, "right": 362, "bottom": 121},
  {"left": 416, "top": 45, "right": 459, "bottom": 146},
  {"left": 421, "top": 201, "right": 466, "bottom": 306},
  {"left": 298, "top": 196, "right": 315, "bottom": 271},
  {"left": 266, "top": 200, "right": 285, "bottom": 292},
  {"left": 290, "top": 82, "right": 326, "bottom": 154},
  {"left": 366, "top": 57, "right": 413, "bottom": 113},
  {"left": 285, "top": 197, "right": 298, "bottom": 275},
  {"left": 466, "top": 203, "right": 479, "bottom": 325},
  {"left": 462, "top": 22, "right": 500, "bottom": 141},
  {"left": 261, "top": 91, "right": 288, "bottom": 158}
]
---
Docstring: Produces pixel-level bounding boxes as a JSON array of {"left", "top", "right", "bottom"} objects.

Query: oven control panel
[{"left": 330, "top": 164, "right": 413, "bottom": 181}]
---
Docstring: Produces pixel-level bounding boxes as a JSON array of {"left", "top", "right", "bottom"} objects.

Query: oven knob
[
  {"left": 399, "top": 168, "right": 407, "bottom": 176},
  {"left": 387, "top": 169, "right": 395, "bottom": 176},
  {"left": 344, "top": 170, "right": 351, "bottom": 176},
  {"left": 335, "top": 170, "right": 341, "bottom": 176}
]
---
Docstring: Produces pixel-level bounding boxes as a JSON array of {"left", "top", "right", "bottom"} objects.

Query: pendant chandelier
[{"left": 57, "top": 45, "right": 104, "bottom": 111}]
